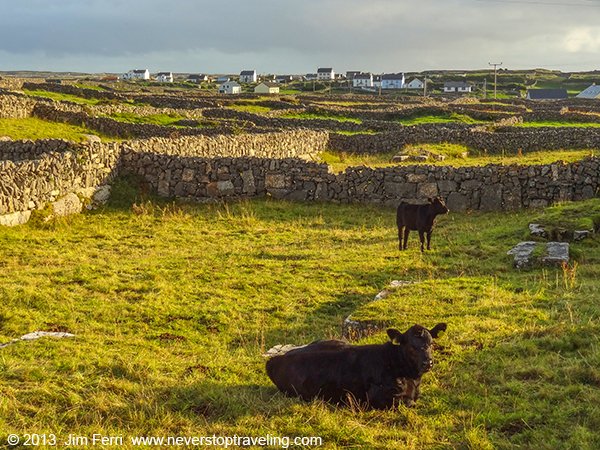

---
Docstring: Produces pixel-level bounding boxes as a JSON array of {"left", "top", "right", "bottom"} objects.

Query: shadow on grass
[{"left": 162, "top": 381, "right": 281, "bottom": 421}]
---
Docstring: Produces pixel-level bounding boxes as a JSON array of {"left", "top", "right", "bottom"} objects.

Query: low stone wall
[
  {"left": 0, "top": 129, "right": 327, "bottom": 218},
  {"left": 329, "top": 125, "right": 600, "bottom": 154},
  {"left": 0, "top": 77, "right": 26, "bottom": 91},
  {"left": 123, "top": 129, "right": 329, "bottom": 159},
  {"left": 0, "top": 141, "right": 121, "bottom": 215},
  {"left": 123, "top": 153, "right": 600, "bottom": 211},
  {"left": 32, "top": 103, "right": 236, "bottom": 139},
  {"left": 0, "top": 93, "right": 37, "bottom": 119}
]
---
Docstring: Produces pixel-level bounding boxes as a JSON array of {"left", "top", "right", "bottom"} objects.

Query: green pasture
[
  {"left": 0, "top": 117, "right": 104, "bottom": 142},
  {"left": 0, "top": 180, "right": 599, "bottom": 449},
  {"left": 23, "top": 89, "right": 101, "bottom": 106},
  {"left": 320, "top": 144, "right": 594, "bottom": 173},
  {"left": 282, "top": 112, "right": 362, "bottom": 124}
]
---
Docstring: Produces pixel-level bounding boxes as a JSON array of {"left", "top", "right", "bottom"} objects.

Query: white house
[
  {"left": 576, "top": 84, "right": 600, "bottom": 99},
  {"left": 155, "top": 72, "right": 173, "bottom": 83},
  {"left": 317, "top": 68, "right": 335, "bottom": 81},
  {"left": 405, "top": 78, "right": 424, "bottom": 90},
  {"left": 218, "top": 81, "right": 241, "bottom": 94},
  {"left": 122, "top": 69, "right": 150, "bottom": 80},
  {"left": 381, "top": 73, "right": 405, "bottom": 89},
  {"left": 305, "top": 73, "right": 318, "bottom": 81},
  {"left": 254, "top": 82, "right": 280, "bottom": 95},
  {"left": 443, "top": 81, "right": 473, "bottom": 93},
  {"left": 353, "top": 72, "right": 373, "bottom": 88},
  {"left": 240, "top": 70, "right": 257, "bottom": 83}
]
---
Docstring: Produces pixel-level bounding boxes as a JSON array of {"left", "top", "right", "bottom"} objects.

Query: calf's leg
[
  {"left": 403, "top": 228, "right": 410, "bottom": 250},
  {"left": 418, "top": 230, "right": 425, "bottom": 252},
  {"left": 426, "top": 230, "right": 432, "bottom": 250},
  {"left": 398, "top": 226, "right": 404, "bottom": 250}
]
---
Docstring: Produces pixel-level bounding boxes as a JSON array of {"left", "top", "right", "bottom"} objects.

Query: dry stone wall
[
  {"left": 329, "top": 125, "right": 600, "bottom": 154},
  {"left": 0, "top": 141, "right": 120, "bottom": 215},
  {"left": 0, "top": 93, "right": 37, "bottom": 118},
  {"left": 123, "top": 153, "right": 600, "bottom": 211}
]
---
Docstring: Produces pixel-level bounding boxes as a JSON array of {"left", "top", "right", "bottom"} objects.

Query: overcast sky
[{"left": 0, "top": 0, "right": 599, "bottom": 74}]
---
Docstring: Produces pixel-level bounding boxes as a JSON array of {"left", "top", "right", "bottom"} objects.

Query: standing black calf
[{"left": 397, "top": 197, "right": 449, "bottom": 252}]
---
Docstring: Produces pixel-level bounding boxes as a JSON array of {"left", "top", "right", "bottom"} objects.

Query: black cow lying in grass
[
  {"left": 266, "top": 323, "right": 447, "bottom": 409},
  {"left": 397, "top": 197, "right": 449, "bottom": 252}
]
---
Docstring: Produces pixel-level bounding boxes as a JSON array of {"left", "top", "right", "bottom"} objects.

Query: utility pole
[{"left": 488, "top": 62, "right": 502, "bottom": 99}]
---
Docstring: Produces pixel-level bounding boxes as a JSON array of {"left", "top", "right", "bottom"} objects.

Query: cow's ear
[
  {"left": 387, "top": 328, "right": 404, "bottom": 345},
  {"left": 429, "top": 323, "right": 447, "bottom": 338}
]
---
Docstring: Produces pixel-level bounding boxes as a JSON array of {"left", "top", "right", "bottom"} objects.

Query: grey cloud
[{"left": 0, "top": 0, "right": 598, "bottom": 72}]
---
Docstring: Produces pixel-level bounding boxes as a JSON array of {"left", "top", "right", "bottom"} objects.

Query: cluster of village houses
[{"left": 120, "top": 68, "right": 600, "bottom": 99}]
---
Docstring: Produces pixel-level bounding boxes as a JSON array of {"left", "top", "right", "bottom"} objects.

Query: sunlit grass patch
[
  {"left": 0, "top": 117, "right": 104, "bottom": 142},
  {"left": 23, "top": 89, "right": 101, "bottom": 105}
]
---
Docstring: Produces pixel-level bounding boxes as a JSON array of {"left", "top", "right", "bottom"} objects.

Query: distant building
[
  {"left": 240, "top": 70, "right": 257, "bottom": 83},
  {"left": 346, "top": 71, "right": 362, "bottom": 80},
  {"left": 373, "top": 75, "right": 382, "bottom": 88},
  {"left": 216, "top": 76, "right": 230, "bottom": 83},
  {"left": 254, "top": 82, "right": 280, "bottom": 95},
  {"left": 218, "top": 81, "right": 241, "bottom": 94},
  {"left": 443, "top": 81, "right": 473, "bottom": 93},
  {"left": 275, "top": 75, "right": 293, "bottom": 83},
  {"left": 155, "top": 72, "right": 173, "bottom": 83},
  {"left": 526, "top": 88, "right": 568, "bottom": 100},
  {"left": 405, "top": 78, "right": 424, "bottom": 90},
  {"left": 381, "top": 73, "right": 405, "bottom": 89},
  {"left": 305, "top": 73, "right": 318, "bottom": 81},
  {"left": 187, "top": 74, "right": 209, "bottom": 83},
  {"left": 576, "top": 84, "right": 600, "bottom": 99},
  {"left": 317, "top": 68, "right": 335, "bottom": 81},
  {"left": 353, "top": 72, "right": 373, "bottom": 88},
  {"left": 122, "top": 69, "right": 150, "bottom": 80}
]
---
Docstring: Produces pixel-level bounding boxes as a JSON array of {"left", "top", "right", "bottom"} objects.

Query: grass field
[
  {"left": 23, "top": 89, "right": 101, "bottom": 106},
  {"left": 397, "top": 113, "right": 486, "bottom": 125},
  {"left": 0, "top": 117, "right": 104, "bottom": 142},
  {"left": 0, "top": 179, "right": 599, "bottom": 449},
  {"left": 282, "top": 112, "right": 362, "bottom": 124},
  {"left": 107, "top": 112, "right": 187, "bottom": 127},
  {"left": 320, "top": 144, "right": 595, "bottom": 173}
]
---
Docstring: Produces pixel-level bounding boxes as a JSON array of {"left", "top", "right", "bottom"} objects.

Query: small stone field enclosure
[{"left": 2, "top": 77, "right": 600, "bottom": 225}]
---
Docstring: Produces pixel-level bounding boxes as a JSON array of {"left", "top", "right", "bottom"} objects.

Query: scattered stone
[
  {"left": 507, "top": 241, "right": 537, "bottom": 269},
  {"left": 342, "top": 316, "right": 387, "bottom": 340},
  {"left": 0, "top": 135, "right": 12, "bottom": 141},
  {"left": 0, "top": 331, "right": 76, "bottom": 349},
  {"left": 542, "top": 242, "right": 569, "bottom": 266},
  {"left": 262, "top": 344, "right": 306, "bottom": 358},
  {"left": 0, "top": 210, "right": 32, "bottom": 227},
  {"left": 51, "top": 193, "right": 83, "bottom": 217},
  {"left": 391, "top": 154, "right": 410, "bottom": 163},
  {"left": 343, "top": 280, "right": 415, "bottom": 339},
  {"left": 573, "top": 230, "right": 592, "bottom": 241},
  {"left": 82, "top": 134, "right": 102, "bottom": 144},
  {"left": 529, "top": 223, "right": 547, "bottom": 238},
  {"left": 92, "top": 185, "right": 111, "bottom": 203}
]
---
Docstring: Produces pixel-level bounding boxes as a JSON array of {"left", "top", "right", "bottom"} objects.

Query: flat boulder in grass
[{"left": 542, "top": 242, "right": 569, "bottom": 266}]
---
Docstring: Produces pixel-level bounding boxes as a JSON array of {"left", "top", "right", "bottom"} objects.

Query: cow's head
[
  {"left": 428, "top": 197, "right": 450, "bottom": 215},
  {"left": 387, "top": 323, "right": 447, "bottom": 376}
]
